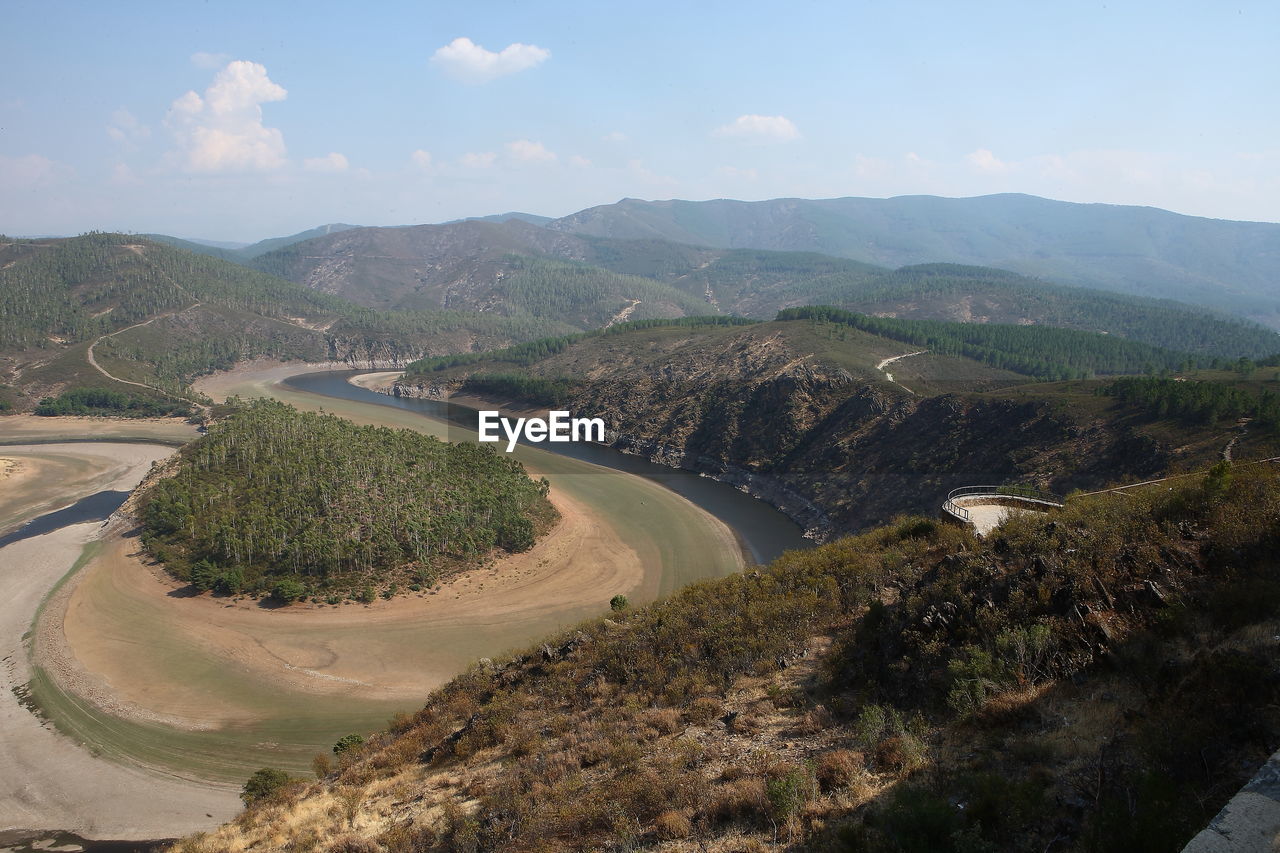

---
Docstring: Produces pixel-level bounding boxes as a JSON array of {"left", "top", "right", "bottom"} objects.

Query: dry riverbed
[
  {"left": 0, "top": 441, "right": 239, "bottom": 841},
  {"left": 0, "top": 361, "right": 743, "bottom": 841}
]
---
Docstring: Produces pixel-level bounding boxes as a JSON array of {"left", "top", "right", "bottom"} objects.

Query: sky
[{"left": 2, "top": 1, "right": 1278, "bottom": 242}]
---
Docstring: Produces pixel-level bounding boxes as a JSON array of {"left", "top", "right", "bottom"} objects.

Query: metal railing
[{"left": 942, "top": 484, "right": 1063, "bottom": 524}]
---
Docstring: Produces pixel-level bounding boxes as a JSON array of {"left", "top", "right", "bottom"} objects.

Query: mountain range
[
  {"left": 4, "top": 192, "right": 1278, "bottom": 412},
  {"left": 151, "top": 192, "right": 1280, "bottom": 331}
]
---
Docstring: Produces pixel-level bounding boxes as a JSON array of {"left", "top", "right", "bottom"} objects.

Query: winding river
[
  {"left": 285, "top": 370, "right": 808, "bottom": 564},
  {"left": 0, "top": 365, "right": 809, "bottom": 842}
]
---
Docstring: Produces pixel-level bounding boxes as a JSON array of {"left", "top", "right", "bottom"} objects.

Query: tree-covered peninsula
[{"left": 140, "top": 399, "right": 557, "bottom": 603}]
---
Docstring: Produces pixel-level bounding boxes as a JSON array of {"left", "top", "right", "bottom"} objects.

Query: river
[
  {"left": 0, "top": 365, "right": 811, "bottom": 845},
  {"left": 284, "top": 370, "right": 809, "bottom": 564}
]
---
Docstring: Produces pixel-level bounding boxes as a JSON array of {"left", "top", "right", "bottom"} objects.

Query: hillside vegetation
[
  {"left": 545, "top": 193, "right": 1280, "bottom": 325},
  {"left": 183, "top": 460, "right": 1280, "bottom": 852},
  {"left": 238, "top": 218, "right": 1278, "bottom": 358},
  {"left": 0, "top": 233, "right": 571, "bottom": 410},
  {"left": 140, "top": 399, "right": 556, "bottom": 602},
  {"left": 776, "top": 306, "right": 1201, "bottom": 381},
  {"left": 396, "top": 316, "right": 1280, "bottom": 536},
  {"left": 584, "top": 248, "right": 1279, "bottom": 359}
]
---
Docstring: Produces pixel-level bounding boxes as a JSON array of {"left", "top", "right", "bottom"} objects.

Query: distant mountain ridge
[
  {"left": 240, "top": 219, "right": 1278, "bottom": 359},
  {"left": 146, "top": 223, "right": 361, "bottom": 263},
  {"left": 0, "top": 233, "right": 574, "bottom": 411},
  {"left": 545, "top": 193, "right": 1280, "bottom": 326}
]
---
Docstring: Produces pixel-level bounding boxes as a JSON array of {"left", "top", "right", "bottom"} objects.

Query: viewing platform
[{"left": 942, "top": 485, "right": 1064, "bottom": 536}]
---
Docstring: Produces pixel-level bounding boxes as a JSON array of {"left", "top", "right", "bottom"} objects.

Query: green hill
[
  {"left": 141, "top": 399, "right": 556, "bottom": 602},
  {"left": 243, "top": 219, "right": 1278, "bottom": 359},
  {"left": 247, "top": 220, "right": 717, "bottom": 322},
  {"left": 0, "top": 233, "right": 571, "bottom": 410},
  {"left": 546, "top": 193, "right": 1280, "bottom": 326}
]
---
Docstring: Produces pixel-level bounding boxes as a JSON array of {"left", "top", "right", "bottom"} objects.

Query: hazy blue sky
[{"left": 2, "top": 1, "right": 1277, "bottom": 241}]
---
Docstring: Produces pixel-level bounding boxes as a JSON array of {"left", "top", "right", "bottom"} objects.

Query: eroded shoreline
[{"left": 2, "top": 360, "right": 746, "bottom": 839}]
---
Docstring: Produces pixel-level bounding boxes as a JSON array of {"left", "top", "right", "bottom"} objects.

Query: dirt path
[
  {"left": 0, "top": 442, "right": 239, "bottom": 839},
  {"left": 875, "top": 350, "right": 927, "bottom": 394},
  {"left": 85, "top": 305, "right": 199, "bottom": 395},
  {"left": 603, "top": 299, "right": 641, "bottom": 328}
]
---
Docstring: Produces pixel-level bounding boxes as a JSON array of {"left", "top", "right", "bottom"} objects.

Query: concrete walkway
[
  {"left": 1182, "top": 750, "right": 1280, "bottom": 852},
  {"left": 961, "top": 502, "right": 1031, "bottom": 536}
]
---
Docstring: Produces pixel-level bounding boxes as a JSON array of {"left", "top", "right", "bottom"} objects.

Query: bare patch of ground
[
  {"left": 52, "top": 483, "right": 644, "bottom": 730},
  {"left": 0, "top": 414, "right": 198, "bottom": 446},
  {"left": 0, "top": 443, "right": 238, "bottom": 839}
]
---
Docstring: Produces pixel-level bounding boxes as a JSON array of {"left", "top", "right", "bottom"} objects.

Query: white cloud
[
  {"left": 431, "top": 37, "right": 549, "bottom": 83},
  {"left": 716, "top": 165, "right": 759, "bottom": 181},
  {"left": 0, "top": 153, "right": 67, "bottom": 188},
  {"left": 110, "top": 162, "right": 141, "bottom": 185},
  {"left": 106, "top": 109, "right": 151, "bottom": 148},
  {"left": 190, "top": 51, "right": 232, "bottom": 70},
  {"left": 568, "top": 154, "right": 592, "bottom": 168},
  {"left": 505, "top": 139, "right": 556, "bottom": 163},
  {"left": 460, "top": 151, "right": 497, "bottom": 168},
  {"left": 304, "top": 152, "right": 349, "bottom": 172},
  {"left": 966, "top": 148, "right": 1010, "bottom": 173},
  {"left": 714, "top": 114, "right": 800, "bottom": 142},
  {"left": 411, "top": 149, "right": 433, "bottom": 170},
  {"left": 602, "top": 131, "right": 627, "bottom": 143},
  {"left": 165, "top": 60, "right": 288, "bottom": 172}
]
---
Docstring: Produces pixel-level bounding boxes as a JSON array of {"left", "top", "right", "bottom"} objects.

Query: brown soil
[{"left": 54, "top": 477, "right": 643, "bottom": 728}]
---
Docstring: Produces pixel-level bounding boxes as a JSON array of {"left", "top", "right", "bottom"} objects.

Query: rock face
[{"left": 393, "top": 350, "right": 1182, "bottom": 540}]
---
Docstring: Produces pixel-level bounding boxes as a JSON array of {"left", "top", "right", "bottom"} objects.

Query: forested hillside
[
  {"left": 818, "top": 264, "right": 1279, "bottom": 359},
  {"left": 184, "top": 461, "right": 1280, "bottom": 853},
  {"left": 545, "top": 193, "right": 1280, "bottom": 326},
  {"left": 239, "top": 217, "right": 1278, "bottom": 358},
  {"left": 248, "top": 220, "right": 712, "bottom": 323},
  {"left": 776, "top": 306, "right": 1198, "bottom": 380},
  {"left": 141, "top": 399, "right": 556, "bottom": 602},
  {"left": 396, "top": 316, "right": 1280, "bottom": 537},
  {"left": 0, "top": 233, "right": 571, "bottom": 410}
]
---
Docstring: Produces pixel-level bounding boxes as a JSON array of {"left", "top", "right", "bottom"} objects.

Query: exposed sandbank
[{"left": 0, "top": 442, "right": 239, "bottom": 839}]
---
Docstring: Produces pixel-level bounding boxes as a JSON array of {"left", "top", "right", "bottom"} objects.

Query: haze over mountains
[
  {"left": 547, "top": 194, "right": 1280, "bottom": 324},
  {"left": 153, "top": 193, "right": 1280, "bottom": 330},
  {"left": 5, "top": 192, "right": 1278, "bottom": 413}
]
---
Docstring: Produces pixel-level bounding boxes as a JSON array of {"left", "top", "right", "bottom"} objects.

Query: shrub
[
  {"left": 271, "top": 578, "right": 308, "bottom": 603},
  {"left": 708, "top": 776, "right": 768, "bottom": 823},
  {"left": 815, "top": 749, "right": 864, "bottom": 792},
  {"left": 766, "top": 765, "right": 816, "bottom": 822},
  {"left": 685, "top": 696, "right": 722, "bottom": 725},
  {"left": 333, "top": 733, "right": 365, "bottom": 755},
  {"left": 653, "top": 809, "right": 692, "bottom": 840},
  {"left": 855, "top": 704, "right": 887, "bottom": 747},
  {"left": 240, "top": 767, "right": 291, "bottom": 806},
  {"left": 324, "top": 834, "right": 378, "bottom": 853},
  {"left": 610, "top": 594, "right": 629, "bottom": 612},
  {"left": 644, "top": 707, "right": 682, "bottom": 735}
]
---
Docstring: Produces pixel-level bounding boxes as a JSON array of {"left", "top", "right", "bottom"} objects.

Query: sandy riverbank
[
  {"left": 0, "top": 442, "right": 238, "bottom": 840},
  {"left": 1, "top": 360, "right": 745, "bottom": 839},
  {"left": 0, "top": 414, "right": 199, "bottom": 446},
  {"left": 20, "top": 360, "right": 738, "bottom": 782},
  {"left": 51, "top": 480, "right": 642, "bottom": 729}
]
